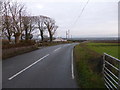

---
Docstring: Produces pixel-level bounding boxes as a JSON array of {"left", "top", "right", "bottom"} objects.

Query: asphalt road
[{"left": 3, "top": 43, "right": 78, "bottom": 88}]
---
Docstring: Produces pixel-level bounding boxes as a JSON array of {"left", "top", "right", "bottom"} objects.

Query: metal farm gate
[{"left": 103, "top": 53, "right": 120, "bottom": 89}]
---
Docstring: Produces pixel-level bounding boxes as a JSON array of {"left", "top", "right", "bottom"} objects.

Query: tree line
[{"left": 1, "top": 1, "right": 58, "bottom": 44}]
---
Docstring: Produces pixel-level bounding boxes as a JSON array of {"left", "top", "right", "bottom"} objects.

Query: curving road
[{"left": 3, "top": 43, "right": 78, "bottom": 88}]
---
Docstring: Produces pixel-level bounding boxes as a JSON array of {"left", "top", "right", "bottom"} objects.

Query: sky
[{"left": 12, "top": 0, "right": 119, "bottom": 38}]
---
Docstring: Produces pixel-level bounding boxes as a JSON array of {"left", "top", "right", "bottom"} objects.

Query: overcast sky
[{"left": 12, "top": 0, "right": 119, "bottom": 38}]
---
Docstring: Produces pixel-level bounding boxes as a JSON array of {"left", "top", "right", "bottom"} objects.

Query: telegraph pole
[
  {"left": 66, "top": 31, "right": 68, "bottom": 39},
  {"left": 68, "top": 30, "right": 70, "bottom": 39}
]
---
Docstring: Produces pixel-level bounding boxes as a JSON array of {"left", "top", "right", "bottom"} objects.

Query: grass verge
[{"left": 74, "top": 43, "right": 105, "bottom": 88}]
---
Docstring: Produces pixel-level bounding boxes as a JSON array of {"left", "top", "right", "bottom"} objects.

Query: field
[{"left": 87, "top": 43, "right": 120, "bottom": 59}]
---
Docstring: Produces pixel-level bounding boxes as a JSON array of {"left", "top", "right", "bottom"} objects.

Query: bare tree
[
  {"left": 22, "top": 16, "right": 35, "bottom": 41},
  {"left": 22, "top": 16, "right": 30, "bottom": 41},
  {"left": 0, "top": 1, "right": 3, "bottom": 40},
  {"left": 2, "top": 1, "right": 13, "bottom": 42},
  {"left": 8, "top": 2, "right": 25, "bottom": 43},
  {"left": 0, "top": 1, "right": 3, "bottom": 29},
  {"left": 29, "top": 16, "right": 36, "bottom": 39},
  {"left": 44, "top": 17, "right": 58, "bottom": 42},
  {"left": 37, "top": 15, "right": 47, "bottom": 42},
  {"left": 1, "top": 1, "right": 58, "bottom": 43},
  {"left": 0, "top": 1, "right": 2, "bottom": 15}
]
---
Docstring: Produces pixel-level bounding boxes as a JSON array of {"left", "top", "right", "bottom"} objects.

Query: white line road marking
[
  {"left": 53, "top": 47, "right": 61, "bottom": 52},
  {"left": 8, "top": 54, "right": 50, "bottom": 80},
  {"left": 71, "top": 49, "right": 75, "bottom": 79}
]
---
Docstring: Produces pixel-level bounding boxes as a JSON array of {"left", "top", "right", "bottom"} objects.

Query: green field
[{"left": 87, "top": 43, "right": 120, "bottom": 59}]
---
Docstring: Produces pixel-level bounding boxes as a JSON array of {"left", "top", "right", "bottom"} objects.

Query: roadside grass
[
  {"left": 74, "top": 44, "right": 105, "bottom": 88},
  {"left": 86, "top": 43, "right": 120, "bottom": 59}
]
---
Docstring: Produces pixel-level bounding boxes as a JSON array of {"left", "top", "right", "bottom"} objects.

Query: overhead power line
[
  {"left": 67, "top": 0, "right": 83, "bottom": 29},
  {"left": 70, "top": 0, "right": 90, "bottom": 29}
]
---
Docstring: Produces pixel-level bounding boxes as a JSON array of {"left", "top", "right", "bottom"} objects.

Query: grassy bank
[
  {"left": 87, "top": 43, "right": 120, "bottom": 59},
  {"left": 74, "top": 43, "right": 105, "bottom": 88}
]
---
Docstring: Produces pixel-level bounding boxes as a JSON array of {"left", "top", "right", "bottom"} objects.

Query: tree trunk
[
  {"left": 48, "top": 30, "right": 53, "bottom": 42},
  {"left": 21, "top": 35, "right": 23, "bottom": 40},
  {"left": 50, "top": 34, "right": 52, "bottom": 42},
  {"left": 14, "top": 33, "right": 21, "bottom": 44},
  {"left": 7, "top": 36, "right": 11, "bottom": 42},
  {"left": 49, "top": 32, "right": 52, "bottom": 42},
  {"left": 7, "top": 27, "right": 11, "bottom": 42},
  {"left": 40, "top": 30, "right": 44, "bottom": 42},
  {"left": 15, "top": 35, "right": 20, "bottom": 44},
  {"left": 25, "top": 29, "right": 29, "bottom": 41}
]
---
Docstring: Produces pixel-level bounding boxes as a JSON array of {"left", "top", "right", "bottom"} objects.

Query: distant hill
[{"left": 67, "top": 37, "right": 119, "bottom": 41}]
